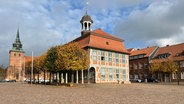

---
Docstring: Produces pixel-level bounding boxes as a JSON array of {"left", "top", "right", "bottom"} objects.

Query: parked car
[
  {"left": 130, "top": 78, "right": 142, "bottom": 83},
  {"left": 8, "top": 80, "right": 16, "bottom": 82},
  {"left": 0, "top": 79, "right": 16, "bottom": 83},
  {"left": 146, "top": 77, "right": 160, "bottom": 83}
]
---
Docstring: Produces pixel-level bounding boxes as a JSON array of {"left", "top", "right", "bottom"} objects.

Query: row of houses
[{"left": 129, "top": 43, "right": 184, "bottom": 82}]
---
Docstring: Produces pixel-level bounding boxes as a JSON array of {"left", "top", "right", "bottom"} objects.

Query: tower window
[
  {"left": 14, "top": 53, "right": 16, "bottom": 56},
  {"left": 84, "top": 22, "right": 87, "bottom": 30},
  {"left": 19, "top": 53, "right": 21, "bottom": 57}
]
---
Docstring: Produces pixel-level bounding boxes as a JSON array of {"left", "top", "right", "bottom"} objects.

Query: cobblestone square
[{"left": 0, "top": 83, "right": 184, "bottom": 104}]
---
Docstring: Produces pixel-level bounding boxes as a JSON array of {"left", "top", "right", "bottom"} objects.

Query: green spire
[{"left": 11, "top": 28, "right": 24, "bottom": 52}]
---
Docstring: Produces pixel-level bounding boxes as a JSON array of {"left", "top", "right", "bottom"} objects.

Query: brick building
[
  {"left": 151, "top": 43, "right": 184, "bottom": 82},
  {"left": 129, "top": 43, "right": 184, "bottom": 82},
  {"left": 129, "top": 46, "right": 158, "bottom": 80},
  {"left": 6, "top": 29, "right": 25, "bottom": 81}
]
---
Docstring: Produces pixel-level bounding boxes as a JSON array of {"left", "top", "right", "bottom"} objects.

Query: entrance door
[{"left": 89, "top": 67, "right": 95, "bottom": 83}]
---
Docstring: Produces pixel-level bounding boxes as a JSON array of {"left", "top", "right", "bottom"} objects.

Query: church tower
[
  {"left": 80, "top": 2, "right": 93, "bottom": 36},
  {"left": 7, "top": 29, "right": 25, "bottom": 81}
]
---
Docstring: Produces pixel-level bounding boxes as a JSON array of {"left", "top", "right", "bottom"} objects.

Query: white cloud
[
  {"left": 114, "top": 0, "right": 184, "bottom": 48},
  {"left": 0, "top": 0, "right": 183, "bottom": 67}
]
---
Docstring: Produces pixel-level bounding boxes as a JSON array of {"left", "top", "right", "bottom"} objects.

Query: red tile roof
[
  {"left": 130, "top": 46, "right": 158, "bottom": 57},
  {"left": 25, "top": 56, "right": 39, "bottom": 62},
  {"left": 152, "top": 43, "right": 184, "bottom": 62},
  {"left": 73, "top": 28, "right": 129, "bottom": 54}
]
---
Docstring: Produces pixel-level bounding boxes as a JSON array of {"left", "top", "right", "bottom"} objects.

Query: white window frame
[
  {"left": 115, "top": 53, "right": 119, "bottom": 63},
  {"left": 108, "top": 68, "right": 113, "bottom": 80},
  {"left": 116, "top": 69, "right": 120, "bottom": 80},
  {"left": 108, "top": 52, "right": 112, "bottom": 62},
  {"left": 180, "top": 61, "right": 184, "bottom": 68},
  {"left": 100, "top": 67, "right": 106, "bottom": 80},
  {"left": 122, "top": 69, "right": 126, "bottom": 81},
  {"left": 101, "top": 51, "right": 105, "bottom": 61},
  {"left": 92, "top": 49, "right": 97, "bottom": 60},
  {"left": 181, "top": 72, "right": 184, "bottom": 79}
]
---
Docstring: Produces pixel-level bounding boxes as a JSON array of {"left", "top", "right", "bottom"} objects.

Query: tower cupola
[{"left": 80, "top": 2, "right": 93, "bottom": 36}]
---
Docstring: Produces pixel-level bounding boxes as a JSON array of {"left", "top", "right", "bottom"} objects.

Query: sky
[{"left": 0, "top": 0, "right": 184, "bottom": 67}]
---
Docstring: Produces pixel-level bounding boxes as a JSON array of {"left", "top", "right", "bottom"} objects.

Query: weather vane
[{"left": 86, "top": 0, "right": 89, "bottom": 14}]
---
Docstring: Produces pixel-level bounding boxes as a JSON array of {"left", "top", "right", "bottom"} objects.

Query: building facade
[
  {"left": 6, "top": 29, "right": 25, "bottom": 81},
  {"left": 129, "top": 46, "right": 158, "bottom": 80},
  {"left": 151, "top": 43, "right": 184, "bottom": 82},
  {"left": 73, "top": 11, "right": 130, "bottom": 83},
  {"left": 129, "top": 43, "right": 184, "bottom": 82}
]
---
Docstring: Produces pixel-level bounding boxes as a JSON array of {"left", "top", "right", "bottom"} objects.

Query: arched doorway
[{"left": 89, "top": 67, "right": 95, "bottom": 83}]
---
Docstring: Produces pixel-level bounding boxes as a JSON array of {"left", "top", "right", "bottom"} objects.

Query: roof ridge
[{"left": 92, "top": 28, "right": 123, "bottom": 42}]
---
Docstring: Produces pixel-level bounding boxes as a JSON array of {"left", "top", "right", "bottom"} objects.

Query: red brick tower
[{"left": 7, "top": 29, "right": 25, "bottom": 81}]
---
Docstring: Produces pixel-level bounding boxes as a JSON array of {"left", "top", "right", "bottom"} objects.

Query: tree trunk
[
  {"left": 65, "top": 72, "right": 68, "bottom": 84},
  {"left": 88, "top": 68, "right": 89, "bottom": 84},
  {"left": 82, "top": 70, "right": 84, "bottom": 84},
  {"left": 61, "top": 73, "right": 64, "bottom": 83},
  {"left": 56, "top": 72, "right": 58, "bottom": 83},
  {"left": 38, "top": 72, "right": 40, "bottom": 84},
  {"left": 178, "top": 72, "right": 180, "bottom": 85},
  {"left": 59, "top": 71, "right": 61, "bottom": 83},
  {"left": 76, "top": 70, "right": 78, "bottom": 84},
  {"left": 44, "top": 70, "right": 46, "bottom": 84},
  {"left": 49, "top": 72, "right": 51, "bottom": 83},
  {"left": 71, "top": 71, "right": 74, "bottom": 83}
]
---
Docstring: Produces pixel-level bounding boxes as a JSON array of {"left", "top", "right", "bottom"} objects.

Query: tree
[
  {"left": 150, "top": 60, "right": 162, "bottom": 73},
  {"left": 56, "top": 42, "right": 89, "bottom": 71},
  {"left": 0, "top": 65, "right": 7, "bottom": 80},
  {"left": 56, "top": 42, "right": 89, "bottom": 83},
  {"left": 150, "top": 59, "right": 179, "bottom": 82},
  {"left": 45, "top": 46, "right": 58, "bottom": 83}
]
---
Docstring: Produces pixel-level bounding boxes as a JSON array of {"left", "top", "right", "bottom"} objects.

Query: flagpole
[{"left": 31, "top": 51, "right": 34, "bottom": 85}]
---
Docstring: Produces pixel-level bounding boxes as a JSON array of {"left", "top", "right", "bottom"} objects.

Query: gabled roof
[
  {"left": 73, "top": 28, "right": 129, "bottom": 54},
  {"left": 153, "top": 43, "right": 184, "bottom": 62},
  {"left": 130, "top": 46, "right": 158, "bottom": 57}
]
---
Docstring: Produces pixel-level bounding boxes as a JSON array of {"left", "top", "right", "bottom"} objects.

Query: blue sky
[{"left": 0, "top": 0, "right": 184, "bottom": 67}]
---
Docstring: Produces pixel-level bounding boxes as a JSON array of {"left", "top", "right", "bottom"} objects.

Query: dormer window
[
  {"left": 106, "top": 42, "right": 109, "bottom": 45},
  {"left": 158, "top": 53, "right": 171, "bottom": 59}
]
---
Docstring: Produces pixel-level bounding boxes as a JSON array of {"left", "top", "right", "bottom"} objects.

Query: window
[
  {"left": 116, "top": 69, "right": 119, "bottom": 80},
  {"left": 19, "top": 53, "right": 21, "bottom": 57},
  {"left": 115, "top": 53, "right": 119, "bottom": 63},
  {"left": 122, "top": 54, "right": 126, "bottom": 64},
  {"left": 181, "top": 72, "right": 184, "bottom": 79},
  {"left": 180, "top": 61, "right": 184, "bottom": 68},
  {"left": 14, "top": 53, "right": 16, "bottom": 56},
  {"left": 129, "top": 56, "right": 133, "bottom": 60},
  {"left": 108, "top": 52, "right": 112, "bottom": 62},
  {"left": 139, "top": 55, "right": 144, "bottom": 58},
  {"left": 134, "top": 64, "right": 138, "bottom": 70},
  {"left": 144, "top": 63, "right": 148, "bottom": 69},
  {"left": 92, "top": 49, "right": 97, "bottom": 60},
  {"left": 139, "top": 63, "right": 143, "bottom": 69},
  {"left": 173, "top": 73, "right": 177, "bottom": 79},
  {"left": 122, "top": 69, "right": 126, "bottom": 81},
  {"left": 130, "top": 64, "right": 133, "bottom": 70},
  {"left": 100, "top": 67, "right": 106, "bottom": 79},
  {"left": 134, "top": 74, "right": 138, "bottom": 79},
  {"left": 134, "top": 56, "right": 138, "bottom": 59},
  {"left": 109, "top": 68, "right": 113, "bottom": 80},
  {"left": 101, "top": 51, "right": 105, "bottom": 61}
]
